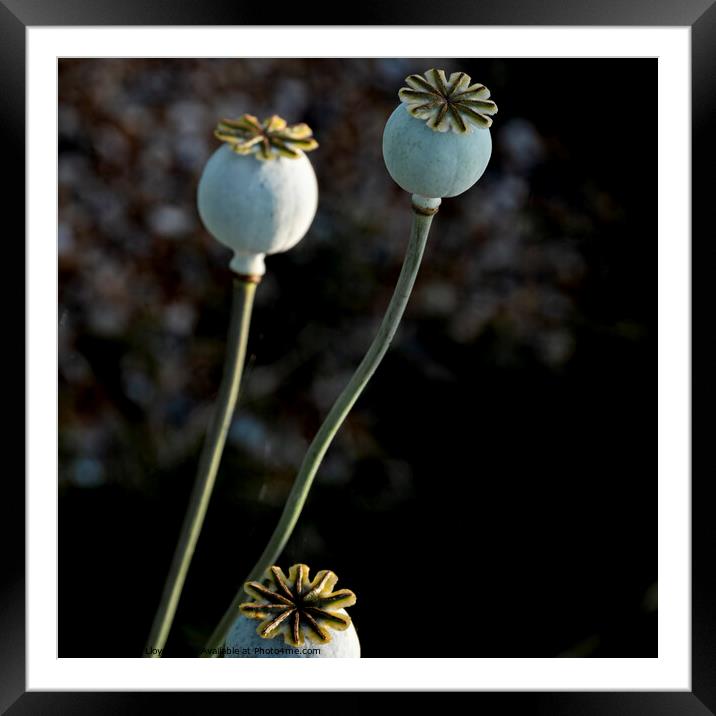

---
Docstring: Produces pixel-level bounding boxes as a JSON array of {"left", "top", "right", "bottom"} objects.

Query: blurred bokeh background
[{"left": 58, "top": 58, "right": 656, "bottom": 657}]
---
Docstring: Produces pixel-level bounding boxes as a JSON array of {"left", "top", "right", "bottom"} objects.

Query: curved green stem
[
  {"left": 202, "top": 197, "right": 439, "bottom": 656},
  {"left": 145, "top": 277, "right": 258, "bottom": 657}
]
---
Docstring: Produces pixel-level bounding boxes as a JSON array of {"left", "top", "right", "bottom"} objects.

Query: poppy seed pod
[
  {"left": 225, "top": 564, "right": 360, "bottom": 658},
  {"left": 197, "top": 114, "right": 319, "bottom": 277},
  {"left": 226, "top": 609, "right": 360, "bottom": 658},
  {"left": 382, "top": 68, "right": 498, "bottom": 199}
]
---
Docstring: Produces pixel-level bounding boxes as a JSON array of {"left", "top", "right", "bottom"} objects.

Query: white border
[{"left": 28, "top": 27, "right": 690, "bottom": 691}]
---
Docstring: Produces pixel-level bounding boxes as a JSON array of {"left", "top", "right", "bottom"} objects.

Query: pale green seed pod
[
  {"left": 225, "top": 564, "right": 361, "bottom": 658},
  {"left": 382, "top": 68, "right": 498, "bottom": 200},
  {"left": 226, "top": 609, "right": 360, "bottom": 658},
  {"left": 197, "top": 114, "right": 319, "bottom": 277}
]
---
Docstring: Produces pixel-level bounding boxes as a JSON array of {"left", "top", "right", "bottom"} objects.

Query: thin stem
[
  {"left": 144, "top": 277, "right": 258, "bottom": 657},
  {"left": 202, "top": 199, "right": 438, "bottom": 656}
]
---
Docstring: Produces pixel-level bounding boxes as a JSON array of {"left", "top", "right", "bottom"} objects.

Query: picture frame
[{"left": 4, "top": 0, "right": 707, "bottom": 710}]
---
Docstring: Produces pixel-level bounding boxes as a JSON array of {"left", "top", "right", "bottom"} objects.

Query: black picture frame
[{"left": 3, "top": 0, "right": 708, "bottom": 712}]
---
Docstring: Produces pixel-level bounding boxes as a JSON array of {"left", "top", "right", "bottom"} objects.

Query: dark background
[{"left": 58, "top": 58, "right": 656, "bottom": 657}]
